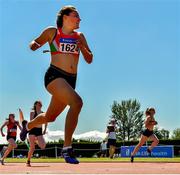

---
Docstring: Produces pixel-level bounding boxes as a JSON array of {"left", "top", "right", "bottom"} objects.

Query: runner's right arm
[{"left": 29, "top": 27, "right": 56, "bottom": 51}]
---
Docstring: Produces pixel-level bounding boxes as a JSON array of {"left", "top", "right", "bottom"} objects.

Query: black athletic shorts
[
  {"left": 29, "top": 127, "right": 43, "bottom": 137},
  {"left": 44, "top": 64, "right": 77, "bottom": 89},
  {"left": 107, "top": 139, "right": 116, "bottom": 147},
  {"left": 6, "top": 135, "right": 16, "bottom": 141},
  {"left": 142, "top": 129, "right": 153, "bottom": 137}
]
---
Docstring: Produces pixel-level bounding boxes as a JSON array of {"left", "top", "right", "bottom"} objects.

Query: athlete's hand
[
  {"left": 29, "top": 40, "right": 41, "bottom": 51},
  {"left": 150, "top": 121, "right": 158, "bottom": 125}
]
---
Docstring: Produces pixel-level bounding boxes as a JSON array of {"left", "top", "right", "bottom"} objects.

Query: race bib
[
  {"left": 9, "top": 129, "right": 17, "bottom": 132},
  {"left": 59, "top": 38, "right": 79, "bottom": 54}
]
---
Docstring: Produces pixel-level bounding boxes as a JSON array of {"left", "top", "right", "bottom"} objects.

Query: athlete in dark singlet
[
  {"left": 130, "top": 107, "right": 159, "bottom": 162},
  {"left": 20, "top": 5, "right": 93, "bottom": 164},
  {"left": 0, "top": 114, "right": 22, "bottom": 165},
  {"left": 106, "top": 118, "right": 117, "bottom": 158},
  {"left": 26, "top": 101, "right": 47, "bottom": 167}
]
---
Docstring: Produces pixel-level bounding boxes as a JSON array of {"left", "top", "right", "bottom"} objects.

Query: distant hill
[
  {"left": 44, "top": 129, "right": 107, "bottom": 142},
  {"left": 0, "top": 129, "right": 107, "bottom": 144}
]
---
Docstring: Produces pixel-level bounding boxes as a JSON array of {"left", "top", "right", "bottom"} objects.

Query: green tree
[
  {"left": 153, "top": 127, "right": 169, "bottom": 139},
  {"left": 171, "top": 128, "right": 180, "bottom": 139},
  {"left": 111, "top": 99, "right": 144, "bottom": 141},
  {"left": 160, "top": 128, "right": 169, "bottom": 139}
]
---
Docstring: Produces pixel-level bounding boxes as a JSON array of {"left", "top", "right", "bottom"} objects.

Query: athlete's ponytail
[{"left": 56, "top": 5, "right": 77, "bottom": 28}]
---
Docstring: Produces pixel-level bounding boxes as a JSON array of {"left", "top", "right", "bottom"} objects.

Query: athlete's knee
[
  {"left": 29, "top": 142, "right": 35, "bottom": 149},
  {"left": 73, "top": 96, "right": 83, "bottom": 109},
  {"left": 29, "top": 145, "right": 35, "bottom": 151},
  {"left": 137, "top": 143, "right": 143, "bottom": 148},
  {"left": 44, "top": 113, "right": 57, "bottom": 123},
  {"left": 12, "top": 143, "right": 17, "bottom": 149},
  {"left": 41, "top": 145, "right": 46, "bottom": 150},
  {"left": 39, "top": 143, "right": 46, "bottom": 150},
  {"left": 47, "top": 116, "right": 56, "bottom": 122},
  {"left": 9, "top": 142, "right": 17, "bottom": 149},
  {"left": 155, "top": 138, "right": 159, "bottom": 144}
]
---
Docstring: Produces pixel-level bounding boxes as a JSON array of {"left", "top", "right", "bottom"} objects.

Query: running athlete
[
  {"left": 106, "top": 118, "right": 117, "bottom": 158},
  {"left": 24, "top": 101, "right": 47, "bottom": 167},
  {"left": 20, "top": 5, "right": 93, "bottom": 164},
  {"left": 130, "top": 107, "right": 159, "bottom": 162},
  {"left": 0, "top": 114, "right": 22, "bottom": 165}
]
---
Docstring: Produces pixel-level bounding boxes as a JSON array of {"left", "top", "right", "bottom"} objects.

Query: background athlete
[
  {"left": 0, "top": 114, "right": 22, "bottom": 165},
  {"left": 21, "top": 101, "right": 47, "bottom": 166},
  {"left": 130, "top": 107, "right": 159, "bottom": 162},
  {"left": 20, "top": 5, "right": 93, "bottom": 164},
  {"left": 106, "top": 118, "right": 117, "bottom": 159}
]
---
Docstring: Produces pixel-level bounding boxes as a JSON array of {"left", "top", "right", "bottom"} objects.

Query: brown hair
[
  {"left": 56, "top": 5, "right": 77, "bottom": 28},
  {"left": 32, "top": 100, "right": 42, "bottom": 111},
  {"left": 145, "top": 107, "right": 155, "bottom": 116},
  {"left": 7, "top": 113, "right": 15, "bottom": 122}
]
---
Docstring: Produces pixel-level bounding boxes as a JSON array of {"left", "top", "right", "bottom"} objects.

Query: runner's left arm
[{"left": 77, "top": 33, "right": 93, "bottom": 64}]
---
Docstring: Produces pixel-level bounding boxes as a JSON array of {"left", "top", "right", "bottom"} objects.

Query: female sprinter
[
  {"left": 26, "top": 101, "right": 47, "bottom": 166},
  {"left": 20, "top": 5, "right": 93, "bottom": 164},
  {"left": 130, "top": 107, "right": 159, "bottom": 162},
  {"left": 0, "top": 114, "right": 22, "bottom": 165}
]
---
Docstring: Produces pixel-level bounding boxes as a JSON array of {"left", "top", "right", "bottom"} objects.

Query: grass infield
[{"left": 4, "top": 157, "right": 180, "bottom": 163}]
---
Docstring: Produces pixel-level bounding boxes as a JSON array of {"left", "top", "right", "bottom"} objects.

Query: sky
[{"left": 0, "top": 0, "right": 179, "bottom": 136}]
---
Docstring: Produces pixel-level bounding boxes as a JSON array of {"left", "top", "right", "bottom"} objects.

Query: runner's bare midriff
[
  {"left": 146, "top": 125, "right": 154, "bottom": 131},
  {"left": 51, "top": 54, "right": 79, "bottom": 74}
]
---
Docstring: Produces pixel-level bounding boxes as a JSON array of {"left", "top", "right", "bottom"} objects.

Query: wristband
[{"left": 34, "top": 40, "right": 41, "bottom": 47}]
